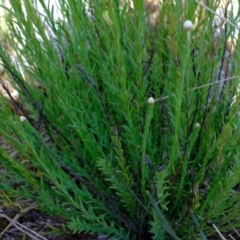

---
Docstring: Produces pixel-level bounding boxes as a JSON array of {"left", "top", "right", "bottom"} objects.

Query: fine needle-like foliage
[{"left": 0, "top": 0, "right": 240, "bottom": 239}]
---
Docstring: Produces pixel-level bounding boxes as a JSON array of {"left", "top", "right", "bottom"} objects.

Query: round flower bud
[
  {"left": 11, "top": 89, "right": 20, "bottom": 100},
  {"left": 148, "top": 97, "right": 155, "bottom": 104},
  {"left": 183, "top": 20, "right": 194, "bottom": 31},
  {"left": 20, "top": 116, "right": 27, "bottom": 122},
  {"left": 194, "top": 123, "right": 201, "bottom": 128}
]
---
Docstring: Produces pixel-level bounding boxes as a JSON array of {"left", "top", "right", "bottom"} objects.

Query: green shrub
[{"left": 0, "top": 0, "right": 240, "bottom": 239}]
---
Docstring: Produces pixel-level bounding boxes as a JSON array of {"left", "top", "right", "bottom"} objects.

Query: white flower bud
[
  {"left": 20, "top": 116, "right": 27, "bottom": 122},
  {"left": 183, "top": 20, "right": 194, "bottom": 31},
  {"left": 194, "top": 123, "right": 201, "bottom": 128},
  {"left": 147, "top": 97, "right": 155, "bottom": 104}
]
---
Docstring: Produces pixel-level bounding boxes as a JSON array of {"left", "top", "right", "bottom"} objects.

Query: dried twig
[
  {"left": 229, "top": 234, "right": 236, "bottom": 240},
  {"left": 153, "top": 74, "right": 240, "bottom": 103},
  {"left": 190, "top": 75, "right": 240, "bottom": 91},
  {"left": 212, "top": 223, "right": 227, "bottom": 240},
  {"left": 0, "top": 203, "right": 47, "bottom": 240},
  {"left": 196, "top": 0, "right": 240, "bottom": 30},
  {"left": 233, "top": 227, "right": 240, "bottom": 237}
]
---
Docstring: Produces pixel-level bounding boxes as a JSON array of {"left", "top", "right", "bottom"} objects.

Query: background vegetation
[{"left": 0, "top": 0, "right": 240, "bottom": 239}]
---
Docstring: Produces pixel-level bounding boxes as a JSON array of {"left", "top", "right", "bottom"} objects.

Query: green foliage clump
[{"left": 0, "top": 0, "right": 240, "bottom": 239}]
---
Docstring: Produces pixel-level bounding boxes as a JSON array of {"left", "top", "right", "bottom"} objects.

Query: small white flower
[
  {"left": 11, "top": 89, "right": 20, "bottom": 100},
  {"left": 147, "top": 97, "right": 155, "bottom": 104},
  {"left": 20, "top": 116, "right": 27, "bottom": 122},
  {"left": 194, "top": 123, "right": 201, "bottom": 128},
  {"left": 183, "top": 20, "right": 194, "bottom": 31},
  {"left": 183, "top": 20, "right": 194, "bottom": 43}
]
